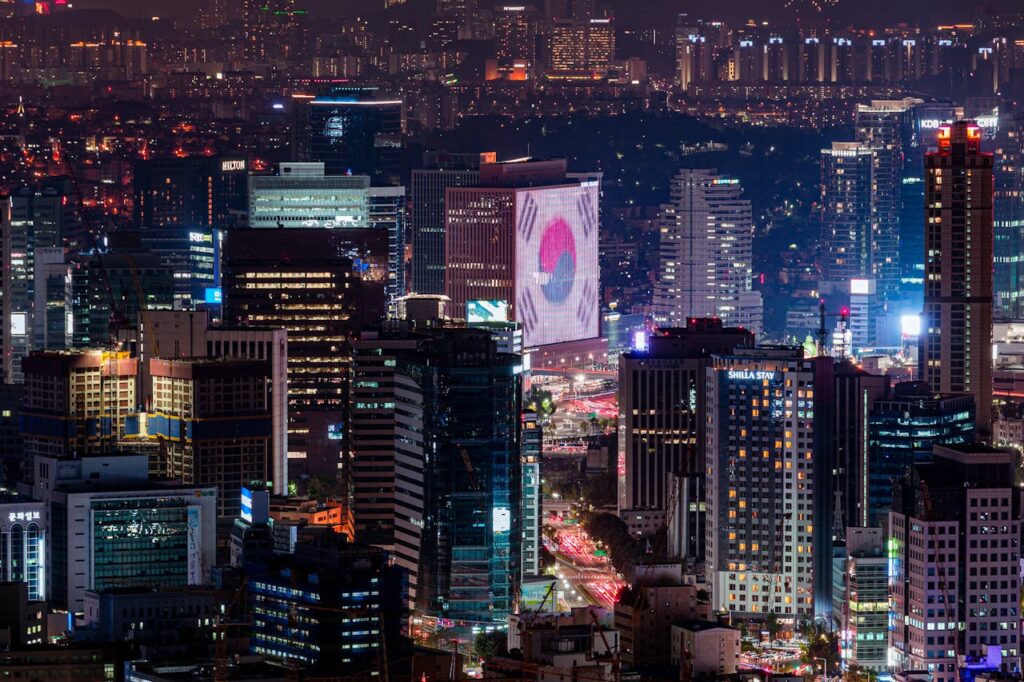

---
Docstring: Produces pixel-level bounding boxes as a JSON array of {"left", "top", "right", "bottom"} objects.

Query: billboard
[
  {"left": 467, "top": 299, "right": 509, "bottom": 323},
  {"left": 514, "top": 182, "right": 600, "bottom": 347}
]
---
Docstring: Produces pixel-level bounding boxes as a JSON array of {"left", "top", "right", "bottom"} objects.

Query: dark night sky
[{"left": 69, "top": 0, "right": 1017, "bottom": 25}]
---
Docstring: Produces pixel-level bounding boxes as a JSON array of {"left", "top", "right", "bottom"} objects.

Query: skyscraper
[
  {"left": 705, "top": 347, "right": 818, "bottom": 622},
  {"left": 618, "top": 320, "right": 755, "bottom": 541},
  {"left": 921, "top": 121, "right": 994, "bottom": 436},
  {"left": 855, "top": 99, "right": 918, "bottom": 300},
  {"left": 291, "top": 87, "right": 403, "bottom": 185},
  {"left": 444, "top": 159, "right": 600, "bottom": 348},
  {"left": 547, "top": 18, "right": 615, "bottom": 78},
  {"left": 411, "top": 151, "right": 495, "bottom": 294},
  {"left": 222, "top": 228, "right": 389, "bottom": 478},
  {"left": 820, "top": 142, "right": 876, "bottom": 286},
  {"left": 351, "top": 323, "right": 522, "bottom": 626},
  {"left": 132, "top": 156, "right": 248, "bottom": 232},
  {"left": 248, "top": 163, "right": 406, "bottom": 299},
  {"left": 653, "top": 169, "right": 762, "bottom": 335},
  {"left": 993, "top": 112, "right": 1024, "bottom": 318},
  {"left": 889, "top": 444, "right": 1021, "bottom": 678}
]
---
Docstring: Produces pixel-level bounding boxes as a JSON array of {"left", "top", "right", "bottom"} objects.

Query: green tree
[
  {"left": 474, "top": 630, "right": 507, "bottom": 660},
  {"left": 765, "top": 611, "right": 782, "bottom": 641},
  {"left": 799, "top": 621, "right": 840, "bottom": 676}
]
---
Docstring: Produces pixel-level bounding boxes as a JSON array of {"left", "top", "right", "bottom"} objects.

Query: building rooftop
[{"left": 674, "top": 619, "right": 737, "bottom": 633}]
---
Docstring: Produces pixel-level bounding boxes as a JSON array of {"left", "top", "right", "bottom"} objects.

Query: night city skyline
[{"left": 2, "top": 0, "right": 1024, "bottom": 680}]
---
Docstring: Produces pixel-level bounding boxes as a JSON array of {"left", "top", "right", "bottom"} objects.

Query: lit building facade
[
  {"left": 820, "top": 143, "right": 876, "bottom": 286},
  {"left": 867, "top": 384, "right": 975, "bottom": 525},
  {"left": 222, "top": 228, "right": 389, "bottom": 478},
  {"left": 445, "top": 159, "right": 600, "bottom": 348},
  {"left": 411, "top": 151, "right": 494, "bottom": 294},
  {"left": 618, "top": 320, "right": 755, "bottom": 541},
  {"left": 705, "top": 348, "right": 817, "bottom": 622},
  {"left": 248, "top": 162, "right": 405, "bottom": 298},
  {"left": 921, "top": 121, "right": 994, "bottom": 436},
  {"left": 834, "top": 527, "right": 887, "bottom": 671},
  {"left": 993, "top": 113, "right": 1024, "bottom": 318},
  {"left": 132, "top": 156, "right": 248, "bottom": 232},
  {"left": 652, "top": 169, "right": 762, "bottom": 335},
  {"left": 888, "top": 444, "right": 1021, "bottom": 678},
  {"left": 0, "top": 489, "right": 46, "bottom": 601},
  {"left": 521, "top": 410, "right": 542, "bottom": 578}
]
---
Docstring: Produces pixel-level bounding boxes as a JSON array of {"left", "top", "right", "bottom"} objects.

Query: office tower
[
  {"left": 351, "top": 324, "right": 522, "bottom": 625},
  {"left": 222, "top": 228, "right": 388, "bottom": 478},
  {"left": 70, "top": 251, "right": 176, "bottom": 349},
  {"left": 248, "top": 163, "right": 406, "bottom": 299},
  {"left": 820, "top": 142, "right": 876, "bottom": 286},
  {"left": 521, "top": 410, "right": 542, "bottom": 578},
  {"left": 132, "top": 156, "right": 248, "bottom": 232},
  {"left": 921, "top": 121, "right": 994, "bottom": 436},
  {"left": 29, "top": 452, "right": 216, "bottom": 611},
  {"left": 705, "top": 347, "right": 817, "bottom": 621},
  {"left": 20, "top": 350, "right": 137, "bottom": 485},
  {"left": 445, "top": 159, "right": 600, "bottom": 348},
  {"left": 137, "top": 358, "right": 273, "bottom": 518},
  {"left": 993, "top": 113, "right": 1024, "bottom": 318},
  {"left": 618, "top": 320, "right": 755, "bottom": 542},
  {"left": 349, "top": 329, "right": 425, "bottom": 610},
  {"left": 106, "top": 228, "right": 218, "bottom": 312},
  {"left": 494, "top": 5, "right": 537, "bottom": 72},
  {"left": 652, "top": 169, "right": 763, "bottom": 335},
  {"left": 675, "top": 30, "right": 712, "bottom": 91},
  {"left": 411, "top": 151, "right": 495, "bottom": 294},
  {"left": 889, "top": 444, "right": 1021, "bottom": 677},
  {"left": 0, "top": 489, "right": 46, "bottom": 600},
  {"left": 133, "top": 310, "right": 288, "bottom": 494},
  {"left": 243, "top": 0, "right": 299, "bottom": 62},
  {"left": 547, "top": 18, "right": 615, "bottom": 78},
  {"left": 32, "top": 247, "right": 71, "bottom": 351},
  {"left": 2, "top": 179, "right": 79, "bottom": 383},
  {"left": 291, "top": 87, "right": 403, "bottom": 185},
  {"left": 848, "top": 278, "right": 882, "bottom": 351},
  {"left": 856, "top": 99, "right": 918, "bottom": 300},
  {"left": 247, "top": 534, "right": 404, "bottom": 673},
  {"left": 833, "top": 527, "right": 887, "bottom": 672},
  {"left": 818, "top": 361, "right": 889, "bottom": 536},
  {"left": 867, "top": 382, "right": 975, "bottom": 525}
]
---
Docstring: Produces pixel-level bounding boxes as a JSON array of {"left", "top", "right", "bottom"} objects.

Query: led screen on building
[{"left": 514, "top": 182, "right": 599, "bottom": 347}]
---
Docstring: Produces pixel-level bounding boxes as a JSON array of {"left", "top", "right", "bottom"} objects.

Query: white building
[
  {"left": 653, "top": 169, "right": 762, "bottom": 335},
  {"left": 28, "top": 453, "right": 217, "bottom": 614},
  {"left": 705, "top": 348, "right": 817, "bottom": 622},
  {"left": 0, "top": 488, "right": 46, "bottom": 600}
]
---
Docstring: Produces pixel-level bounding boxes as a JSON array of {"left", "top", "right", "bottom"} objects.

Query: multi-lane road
[{"left": 544, "top": 499, "right": 625, "bottom": 610}]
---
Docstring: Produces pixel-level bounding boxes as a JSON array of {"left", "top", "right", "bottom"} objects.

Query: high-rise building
[
  {"left": 444, "top": 159, "right": 600, "bottom": 348},
  {"left": 494, "top": 5, "right": 538, "bottom": 72},
  {"left": 921, "top": 121, "right": 994, "bottom": 436},
  {"left": 2, "top": 179, "right": 80, "bottom": 383},
  {"left": 291, "top": 87, "right": 403, "bottom": 185},
  {"left": 867, "top": 382, "right": 975, "bottom": 525},
  {"left": 521, "top": 410, "right": 542, "bottom": 578},
  {"left": 411, "top": 151, "right": 495, "bottom": 294},
  {"left": 29, "top": 452, "right": 217, "bottom": 612},
  {"left": 132, "top": 156, "right": 248, "bottom": 232},
  {"left": 820, "top": 142, "right": 876, "bottom": 286},
  {"left": 652, "top": 169, "right": 762, "bottom": 335},
  {"left": 247, "top": 533, "right": 405, "bottom": 673},
  {"left": 351, "top": 323, "right": 522, "bottom": 625},
  {"left": 889, "top": 444, "right": 1021, "bottom": 678},
  {"left": 833, "top": 526, "right": 887, "bottom": 671},
  {"left": 20, "top": 350, "right": 137, "bottom": 485},
  {"left": 133, "top": 358, "right": 273, "bottom": 519},
  {"left": 132, "top": 310, "right": 288, "bottom": 495},
  {"left": 0, "top": 488, "right": 46, "bottom": 600},
  {"left": 993, "top": 112, "right": 1024, "bottom": 318},
  {"left": 222, "top": 228, "right": 388, "bottom": 478},
  {"left": 248, "top": 162, "right": 405, "bottom": 299},
  {"left": 855, "top": 99, "right": 919, "bottom": 300},
  {"left": 547, "top": 18, "right": 615, "bottom": 78},
  {"left": 705, "top": 347, "right": 817, "bottom": 622},
  {"left": 618, "top": 320, "right": 755, "bottom": 541},
  {"left": 243, "top": 0, "right": 300, "bottom": 62},
  {"left": 106, "top": 228, "right": 219, "bottom": 312}
]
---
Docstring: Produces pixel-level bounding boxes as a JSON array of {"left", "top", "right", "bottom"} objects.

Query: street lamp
[{"left": 814, "top": 657, "right": 828, "bottom": 682}]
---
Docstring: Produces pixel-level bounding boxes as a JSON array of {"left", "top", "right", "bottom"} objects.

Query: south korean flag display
[{"left": 515, "top": 181, "right": 600, "bottom": 348}]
